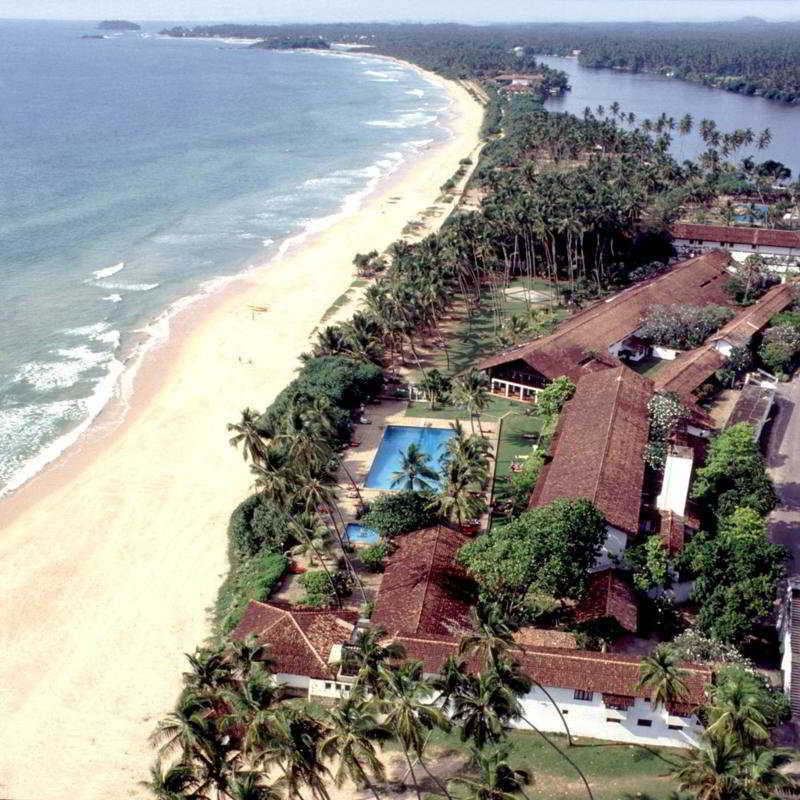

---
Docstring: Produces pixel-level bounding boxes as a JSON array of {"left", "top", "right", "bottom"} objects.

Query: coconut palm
[
  {"left": 740, "top": 748, "right": 796, "bottom": 798},
  {"left": 348, "top": 627, "right": 406, "bottom": 698},
  {"left": 451, "top": 370, "right": 491, "bottom": 434},
  {"left": 390, "top": 443, "right": 439, "bottom": 492},
  {"left": 141, "top": 760, "right": 201, "bottom": 800},
  {"left": 227, "top": 408, "right": 268, "bottom": 465},
  {"left": 320, "top": 698, "right": 394, "bottom": 800},
  {"left": 637, "top": 647, "right": 689, "bottom": 711},
  {"left": 183, "top": 646, "right": 234, "bottom": 693},
  {"left": 418, "top": 368, "right": 451, "bottom": 410},
  {"left": 458, "top": 605, "right": 514, "bottom": 669},
  {"left": 250, "top": 447, "right": 293, "bottom": 505},
  {"left": 379, "top": 660, "right": 453, "bottom": 800},
  {"left": 672, "top": 738, "right": 742, "bottom": 800},
  {"left": 288, "top": 512, "right": 333, "bottom": 566},
  {"left": 432, "top": 653, "right": 468, "bottom": 712},
  {"left": 705, "top": 675, "right": 770, "bottom": 748},
  {"left": 448, "top": 745, "right": 532, "bottom": 800},
  {"left": 228, "top": 772, "right": 282, "bottom": 800},
  {"left": 452, "top": 671, "right": 517, "bottom": 750},
  {"left": 429, "top": 460, "right": 487, "bottom": 527},
  {"left": 252, "top": 705, "right": 332, "bottom": 800}
]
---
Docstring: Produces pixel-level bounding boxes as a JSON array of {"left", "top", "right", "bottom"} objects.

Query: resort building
[
  {"left": 529, "top": 367, "right": 652, "bottom": 567},
  {"left": 574, "top": 568, "right": 640, "bottom": 634},
  {"left": 233, "top": 522, "right": 711, "bottom": 748},
  {"left": 654, "top": 281, "right": 795, "bottom": 409},
  {"left": 671, "top": 223, "right": 800, "bottom": 257},
  {"left": 479, "top": 250, "right": 734, "bottom": 401}
]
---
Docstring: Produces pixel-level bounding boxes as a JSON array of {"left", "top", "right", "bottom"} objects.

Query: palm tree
[
  {"left": 380, "top": 660, "right": 454, "bottom": 800},
  {"left": 458, "top": 606, "right": 514, "bottom": 669},
  {"left": 430, "top": 460, "right": 486, "bottom": 528},
  {"left": 705, "top": 675, "right": 769, "bottom": 749},
  {"left": 141, "top": 760, "right": 201, "bottom": 800},
  {"left": 418, "top": 368, "right": 451, "bottom": 410},
  {"left": 228, "top": 772, "right": 282, "bottom": 800},
  {"left": 451, "top": 370, "right": 491, "bottom": 434},
  {"left": 740, "top": 748, "right": 796, "bottom": 798},
  {"left": 390, "top": 443, "right": 439, "bottom": 491},
  {"left": 448, "top": 745, "right": 531, "bottom": 800},
  {"left": 183, "top": 646, "right": 234, "bottom": 693},
  {"left": 289, "top": 512, "right": 333, "bottom": 567},
  {"left": 432, "top": 653, "right": 468, "bottom": 713},
  {"left": 250, "top": 447, "right": 293, "bottom": 505},
  {"left": 348, "top": 627, "right": 406, "bottom": 698},
  {"left": 451, "top": 672, "right": 516, "bottom": 750},
  {"left": 252, "top": 705, "right": 332, "bottom": 800},
  {"left": 637, "top": 647, "right": 689, "bottom": 711},
  {"left": 321, "top": 698, "right": 394, "bottom": 800},
  {"left": 672, "top": 738, "right": 742, "bottom": 800},
  {"left": 228, "top": 408, "right": 268, "bottom": 465}
]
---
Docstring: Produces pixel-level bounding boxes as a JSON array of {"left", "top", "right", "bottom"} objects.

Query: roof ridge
[
  {"left": 286, "top": 609, "right": 333, "bottom": 673},
  {"left": 413, "top": 525, "right": 451, "bottom": 634},
  {"left": 589, "top": 368, "right": 626, "bottom": 510}
]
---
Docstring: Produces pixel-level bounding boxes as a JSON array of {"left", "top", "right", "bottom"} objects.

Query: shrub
[
  {"left": 361, "top": 491, "right": 438, "bottom": 538},
  {"left": 298, "top": 570, "right": 353, "bottom": 608},
  {"left": 227, "top": 494, "right": 291, "bottom": 558},
  {"left": 536, "top": 376, "right": 575, "bottom": 420},
  {"left": 722, "top": 256, "right": 778, "bottom": 306},
  {"left": 217, "top": 551, "right": 288, "bottom": 633},
  {"left": 506, "top": 450, "right": 545, "bottom": 515},
  {"left": 359, "top": 542, "right": 390, "bottom": 572}
]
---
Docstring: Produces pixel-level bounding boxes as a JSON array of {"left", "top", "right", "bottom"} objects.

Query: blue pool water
[
  {"left": 365, "top": 425, "right": 455, "bottom": 490},
  {"left": 346, "top": 523, "right": 380, "bottom": 544}
]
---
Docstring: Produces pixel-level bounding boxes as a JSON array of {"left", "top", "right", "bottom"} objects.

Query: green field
[
  {"left": 419, "top": 727, "right": 684, "bottom": 800},
  {"left": 404, "top": 395, "right": 530, "bottom": 423}
]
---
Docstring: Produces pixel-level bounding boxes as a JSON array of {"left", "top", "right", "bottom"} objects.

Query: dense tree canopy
[{"left": 458, "top": 499, "right": 607, "bottom": 607}]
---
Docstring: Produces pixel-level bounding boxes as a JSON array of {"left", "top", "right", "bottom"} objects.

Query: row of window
[
  {"left": 571, "top": 690, "right": 686, "bottom": 730},
  {"left": 323, "top": 682, "right": 351, "bottom": 692}
]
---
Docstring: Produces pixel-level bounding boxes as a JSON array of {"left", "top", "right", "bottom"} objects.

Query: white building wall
[
  {"left": 652, "top": 345, "right": 681, "bottom": 361},
  {"left": 276, "top": 673, "right": 310, "bottom": 691},
  {"left": 592, "top": 526, "right": 628, "bottom": 570},
  {"left": 511, "top": 686, "right": 703, "bottom": 749},
  {"left": 308, "top": 677, "right": 355, "bottom": 699},
  {"left": 673, "top": 237, "right": 800, "bottom": 258}
]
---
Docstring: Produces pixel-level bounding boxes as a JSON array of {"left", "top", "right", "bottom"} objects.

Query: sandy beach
[{"left": 0, "top": 65, "right": 484, "bottom": 800}]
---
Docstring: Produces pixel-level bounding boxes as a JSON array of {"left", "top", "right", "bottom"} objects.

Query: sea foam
[{"left": 91, "top": 261, "right": 125, "bottom": 279}]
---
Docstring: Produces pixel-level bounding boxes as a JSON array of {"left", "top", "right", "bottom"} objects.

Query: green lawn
[
  {"left": 423, "top": 727, "right": 684, "bottom": 800},
  {"left": 404, "top": 396, "right": 529, "bottom": 423},
  {"left": 494, "top": 411, "right": 546, "bottom": 483},
  {"left": 628, "top": 357, "right": 668, "bottom": 378}
]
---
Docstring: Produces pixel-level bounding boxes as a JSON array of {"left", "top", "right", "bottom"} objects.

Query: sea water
[{"left": 0, "top": 20, "right": 451, "bottom": 495}]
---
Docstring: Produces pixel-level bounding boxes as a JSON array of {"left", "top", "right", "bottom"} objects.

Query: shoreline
[{"left": 0, "top": 61, "right": 484, "bottom": 800}]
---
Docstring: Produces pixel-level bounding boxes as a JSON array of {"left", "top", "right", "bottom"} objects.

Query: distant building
[
  {"left": 479, "top": 250, "right": 734, "bottom": 402},
  {"left": 671, "top": 223, "right": 800, "bottom": 257}
]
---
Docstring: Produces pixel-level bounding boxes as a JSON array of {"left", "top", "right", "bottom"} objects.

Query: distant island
[
  {"left": 98, "top": 20, "right": 140, "bottom": 31},
  {"left": 159, "top": 26, "right": 330, "bottom": 50}
]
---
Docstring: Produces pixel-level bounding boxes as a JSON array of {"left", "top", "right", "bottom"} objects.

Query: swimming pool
[
  {"left": 364, "top": 425, "right": 455, "bottom": 490},
  {"left": 345, "top": 523, "right": 380, "bottom": 544}
]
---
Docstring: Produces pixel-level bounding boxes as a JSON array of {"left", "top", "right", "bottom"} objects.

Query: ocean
[{"left": 0, "top": 20, "right": 451, "bottom": 496}]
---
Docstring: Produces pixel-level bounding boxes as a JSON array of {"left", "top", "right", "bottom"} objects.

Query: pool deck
[{"left": 336, "top": 399, "right": 500, "bottom": 532}]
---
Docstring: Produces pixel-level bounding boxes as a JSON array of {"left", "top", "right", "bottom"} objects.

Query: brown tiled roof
[
  {"left": 529, "top": 367, "right": 652, "bottom": 535},
  {"left": 672, "top": 223, "right": 800, "bottom": 249},
  {"left": 371, "top": 526, "right": 475, "bottom": 637},
  {"left": 394, "top": 632, "right": 709, "bottom": 706},
  {"left": 712, "top": 282, "right": 794, "bottom": 347},
  {"left": 479, "top": 251, "right": 734, "bottom": 380},
  {"left": 574, "top": 569, "right": 640, "bottom": 633},
  {"left": 231, "top": 601, "right": 357, "bottom": 680},
  {"left": 653, "top": 347, "right": 726, "bottom": 399}
]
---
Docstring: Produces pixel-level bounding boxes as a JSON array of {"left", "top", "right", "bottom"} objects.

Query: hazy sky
[{"left": 2, "top": 0, "right": 799, "bottom": 23}]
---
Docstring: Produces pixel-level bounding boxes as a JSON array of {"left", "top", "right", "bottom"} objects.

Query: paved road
[{"left": 766, "top": 376, "right": 800, "bottom": 576}]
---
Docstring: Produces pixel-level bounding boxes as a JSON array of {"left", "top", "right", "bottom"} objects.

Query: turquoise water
[
  {"left": 345, "top": 523, "right": 380, "bottom": 544},
  {"left": 364, "top": 425, "right": 455, "bottom": 490},
  {"left": 0, "top": 20, "right": 451, "bottom": 495}
]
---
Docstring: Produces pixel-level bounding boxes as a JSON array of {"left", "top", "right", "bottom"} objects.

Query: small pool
[
  {"left": 346, "top": 523, "right": 380, "bottom": 544},
  {"left": 365, "top": 425, "right": 455, "bottom": 490}
]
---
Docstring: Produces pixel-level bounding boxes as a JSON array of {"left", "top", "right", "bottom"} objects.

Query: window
[
  {"left": 668, "top": 724, "right": 684, "bottom": 731},
  {"left": 637, "top": 719, "right": 653, "bottom": 727},
  {"left": 325, "top": 683, "right": 332, "bottom": 690},
  {"left": 573, "top": 689, "right": 594, "bottom": 702},
  {"left": 606, "top": 717, "right": 622, "bottom": 723},
  {"left": 561, "top": 709, "right": 569, "bottom": 715}
]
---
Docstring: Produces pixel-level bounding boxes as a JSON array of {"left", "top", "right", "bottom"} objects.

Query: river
[{"left": 538, "top": 56, "right": 800, "bottom": 176}]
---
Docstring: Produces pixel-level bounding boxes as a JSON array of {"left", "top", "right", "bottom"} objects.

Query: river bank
[{"left": 0, "top": 66, "right": 484, "bottom": 799}]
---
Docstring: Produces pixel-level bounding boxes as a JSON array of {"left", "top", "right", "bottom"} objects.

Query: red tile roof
[
  {"left": 711, "top": 282, "right": 794, "bottom": 347},
  {"left": 672, "top": 223, "right": 800, "bottom": 250},
  {"left": 479, "top": 251, "right": 734, "bottom": 381},
  {"left": 529, "top": 367, "right": 652, "bottom": 535},
  {"left": 653, "top": 347, "right": 726, "bottom": 399},
  {"left": 392, "top": 632, "right": 709, "bottom": 706},
  {"left": 231, "top": 601, "right": 357, "bottom": 680},
  {"left": 574, "top": 569, "right": 640, "bottom": 633},
  {"left": 659, "top": 511, "right": 687, "bottom": 555},
  {"left": 371, "top": 526, "right": 475, "bottom": 637}
]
